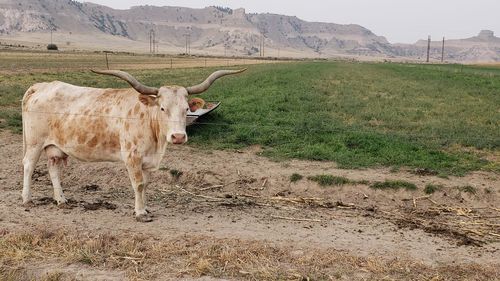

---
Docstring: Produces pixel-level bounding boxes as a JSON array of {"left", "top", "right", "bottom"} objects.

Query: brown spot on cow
[
  {"left": 55, "top": 130, "right": 67, "bottom": 145},
  {"left": 105, "top": 108, "right": 111, "bottom": 114},
  {"left": 140, "top": 112, "right": 145, "bottom": 119},
  {"left": 91, "top": 119, "right": 108, "bottom": 132},
  {"left": 150, "top": 119, "right": 160, "bottom": 144},
  {"left": 106, "top": 133, "right": 120, "bottom": 150},
  {"left": 139, "top": 95, "right": 157, "bottom": 106},
  {"left": 134, "top": 171, "right": 143, "bottom": 183},
  {"left": 51, "top": 119, "right": 62, "bottom": 130},
  {"left": 87, "top": 136, "right": 98, "bottom": 148},
  {"left": 97, "top": 89, "right": 126, "bottom": 102},
  {"left": 77, "top": 131, "right": 87, "bottom": 144},
  {"left": 50, "top": 120, "right": 68, "bottom": 145},
  {"left": 133, "top": 103, "right": 141, "bottom": 115},
  {"left": 24, "top": 88, "right": 36, "bottom": 100}
]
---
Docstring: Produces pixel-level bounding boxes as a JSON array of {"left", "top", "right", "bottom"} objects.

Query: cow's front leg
[
  {"left": 125, "top": 154, "right": 152, "bottom": 222},
  {"left": 143, "top": 170, "right": 151, "bottom": 213}
]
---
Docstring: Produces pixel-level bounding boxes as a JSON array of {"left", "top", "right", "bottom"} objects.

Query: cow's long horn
[
  {"left": 186, "top": 69, "right": 247, "bottom": 95},
  {"left": 91, "top": 70, "right": 159, "bottom": 96}
]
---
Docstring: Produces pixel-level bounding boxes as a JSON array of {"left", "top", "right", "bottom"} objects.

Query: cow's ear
[{"left": 139, "top": 95, "right": 158, "bottom": 106}]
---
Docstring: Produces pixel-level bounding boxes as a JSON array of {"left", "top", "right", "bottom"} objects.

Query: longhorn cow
[{"left": 22, "top": 69, "right": 245, "bottom": 222}]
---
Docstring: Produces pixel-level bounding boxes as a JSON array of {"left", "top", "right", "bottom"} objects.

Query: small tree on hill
[{"left": 47, "top": 43, "right": 58, "bottom": 50}]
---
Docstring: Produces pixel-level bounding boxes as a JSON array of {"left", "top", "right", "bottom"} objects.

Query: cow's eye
[{"left": 161, "top": 107, "right": 165, "bottom": 112}]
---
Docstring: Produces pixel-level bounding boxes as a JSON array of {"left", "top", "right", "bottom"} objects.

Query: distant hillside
[
  {"left": 393, "top": 30, "right": 500, "bottom": 62},
  {"left": 0, "top": 0, "right": 498, "bottom": 62}
]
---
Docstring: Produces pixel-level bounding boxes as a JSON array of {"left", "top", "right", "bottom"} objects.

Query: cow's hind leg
[
  {"left": 45, "top": 145, "right": 68, "bottom": 205},
  {"left": 22, "top": 143, "right": 44, "bottom": 205}
]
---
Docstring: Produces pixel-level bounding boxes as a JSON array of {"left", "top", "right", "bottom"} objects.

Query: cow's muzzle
[{"left": 171, "top": 133, "right": 187, "bottom": 145}]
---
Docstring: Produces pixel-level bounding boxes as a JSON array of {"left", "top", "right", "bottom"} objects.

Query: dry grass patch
[
  {"left": 307, "top": 175, "right": 351, "bottom": 187},
  {"left": 0, "top": 226, "right": 498, "bottom": 280},
  {"left": 0, "top": 50, "right": 284, "bottom": 74}
]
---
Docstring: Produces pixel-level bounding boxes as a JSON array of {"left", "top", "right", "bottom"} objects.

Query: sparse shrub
[
  {"left": 389, "top": 167, "right": 400, "bottom": 173},
  {"left": 47, "top": 43, "right": 58, "bottom": 50},
  {"left": 307, "top": 175, "right": 350, "bottom": 187},
  {"left": 354, "top": 180, "right": 370, "bottom": 185},
  {"left": 424, "top": 184, "right": 443, "bottom": 194},
  {"left": 290, "top": 173, "right": 303, "bottom": 183},
  {"left": 458, "top": 185, "right": 476, "bottom": 194},
  {"left": 371, "top": 180, "right": 417, "bottom": 191},
  {"left": 169, "top": 169, "right": 183, "bottom": 178}
]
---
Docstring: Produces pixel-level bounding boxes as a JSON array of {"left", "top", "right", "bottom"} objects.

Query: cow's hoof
[
  {"left": 55, "top": 197, "right": 67, "bottom": 204},
  {"left": 136, "top": 214, "right": 154, "bottom": 223},
  {"left": 57, "top": 202, "right": 71, "bottom": 209},
  {"left": 22, "top": 201, "right": 36, "bottom": 208}
]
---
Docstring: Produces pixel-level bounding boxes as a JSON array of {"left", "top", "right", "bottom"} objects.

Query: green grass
[
  {"left": 289, "top": 173, "right": 303, "bottom": 183},
  {"left": 307, "top": 175, "right": 351, "bottom": 186},
  {"left": 188, "top": 62, "right": 498, "bottom": 175},
  {"left": 371, "top": 180, "right": 417, "bottom": 191},
  {"left": 1, "top": 59, "right": 499, "bottom": 175},
  {"left": 424, "top": 184, "right": 443, "bottom": 194},
  {"left": 458, "top": 185, "right": 477, "bottom": 194},
  {"left": 0, "top": 109, "right": 22, "bottom": 133}
]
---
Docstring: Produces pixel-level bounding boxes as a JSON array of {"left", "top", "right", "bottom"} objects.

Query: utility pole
[
  {"left": 149, "top": 29, "right": 155, "bottom": 54},
  {"left": 183, "top": 34, "right": 191, "bottom": 55},
  {"left": 259, "top": 34, "right": 262, "bottom": 57},
  {"left": 260, "top": 34, "right": 265, "bottom": 57},
  {"left": 426, "top": 35, "right": 431, "bottom": 63},
  {"left": 262, "top": 35, "right": 265, "bottom": 57},
  {"left": 441, "top": 37, "right": 445, "bottom": 63},
  {"left": 104, "top": 51, "right": 109, "bottom": 70}
]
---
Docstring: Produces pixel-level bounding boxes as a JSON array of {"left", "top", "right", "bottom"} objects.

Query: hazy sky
[{"left": 83, "top": 0, "right": 499, "bottom": 44}]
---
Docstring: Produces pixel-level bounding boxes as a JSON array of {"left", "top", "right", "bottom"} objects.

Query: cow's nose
[{"left": 171, "top": 133, "right": 186, "bottom": 144}]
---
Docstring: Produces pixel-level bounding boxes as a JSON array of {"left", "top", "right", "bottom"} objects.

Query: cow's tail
[{"left": 22, "top": 85, "right": 38, "bottom": 157}]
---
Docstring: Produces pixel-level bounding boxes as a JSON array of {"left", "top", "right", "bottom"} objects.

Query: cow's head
[{"left": 92, "top": 69, "right": 246, "bottom": 145}]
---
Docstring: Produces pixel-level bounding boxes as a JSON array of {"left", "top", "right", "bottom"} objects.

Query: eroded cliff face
[{"left": 0, "top": 0, "right": 498, "bottom": 61}]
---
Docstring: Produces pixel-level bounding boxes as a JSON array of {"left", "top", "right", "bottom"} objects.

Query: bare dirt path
[{"left": 0, "top": 131, "right": 498, "bottom": 280}]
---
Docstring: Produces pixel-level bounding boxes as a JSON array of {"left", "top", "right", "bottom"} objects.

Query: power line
[{"left": 22, "top": 110, "right": 499, "bottom": 142}]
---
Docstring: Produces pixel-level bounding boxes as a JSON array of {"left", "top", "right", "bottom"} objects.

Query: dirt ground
[{"left": 0, "top": 130, "right": 499, "bottom": 280}]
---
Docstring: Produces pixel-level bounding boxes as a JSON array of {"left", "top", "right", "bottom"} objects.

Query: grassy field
[
  {"left": 0, "top": 50, "right": 280, "bottom": 74},
  {"left": 0, "top": 59, "right": 498, "bottom": 175}
]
